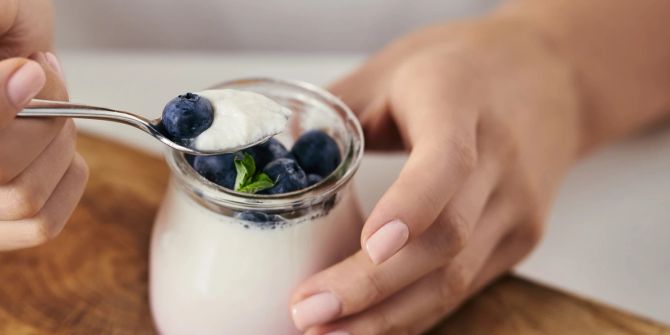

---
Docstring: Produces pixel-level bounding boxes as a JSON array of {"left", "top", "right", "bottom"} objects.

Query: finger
[
  {"left": 361, "top": 66, "right": 481, "bottom": 265},
  {"left": 362, "top": 125, "right": 478, "bottom": 265},
  {"left": 29, "top": 52, "right": 68, "bottom": 101},
  {"left": 0, "top": 52, "right": 69, "bottom": 182},
  {"left": 0, "top": 153, "right": 88, "bottom": 251},
  {"left": 291, "top": 147, "right": 500, "bottom": 331},
  {"left": 0, "top": 120, "right": 76, "bottom": 220},
  {"left": 0, "top": 58, "right": 46, "bottom": 128},
  {"left": 0, "top": 117, "right": 67, "bottom": 182},
  {"left": 466, "top": 222, "right": 544, "bottom": 299},
  {"left": 308, "top": 197, "right": 518, "bottom": 335},
  {"left": 0, "top": 0, "right": 19, "bottom": 36},
  {"left": 327, "top": 25, "right": 462, "bottom": 116},
  {"left": 356, "top": 95, "right": 405, "bottom": 152},
  {"left": 328, "top": 65, "right": 383, "bottom": 116}
]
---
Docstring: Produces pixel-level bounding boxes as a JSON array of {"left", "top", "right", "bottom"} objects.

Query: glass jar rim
[{"left": 165, "top": 77, "right": 364, "bottom": 212}]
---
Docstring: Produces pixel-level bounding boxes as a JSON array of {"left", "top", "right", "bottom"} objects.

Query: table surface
[
  {"left": 0, "top": 134, "right": 667, "bottom": 335},
  {"left": 61, "top": 51, "right": 670, "bottom": 323}
]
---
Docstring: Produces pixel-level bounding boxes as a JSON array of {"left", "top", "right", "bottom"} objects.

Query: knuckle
[
  {"left": 61, "top": 119, "right": 77, "bottom": 142},
  {"left": 522, "top": 219, "right": 545, "bottom": 248},
  {"left": 0, "top": 169, "right": 13, "bottom": 184},
  {"left": 480, "top": 117, "right": 518, "bottom": 165},
  {"left": 4, "top": 184, "right": 44, "bottom": 219},
  {"left": 367, "top": 309, "right": 396, "bottom": 335},
  {"left": 34, "top": 215, "right": 60, "bottom": 242},
  {"left": 72, "top": 154, "right": 90, "bottom": 183},
  {"left": 449, "top": 135, "right": 478, "bottom": 174},
  {"left": 440, "top": 264, "right": 470, "bottom": 302},
  {"left": 449, "top": 212, "right": 471, "bottom": 253},
  {"left": 439, "top": 210, "right": 471, "bottom": 256},
  {"left": 357, "top": 270, "right": 387, "bottom": 308}
]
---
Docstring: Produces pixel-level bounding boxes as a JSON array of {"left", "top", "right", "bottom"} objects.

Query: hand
[
  {"left": 0, "top": 0, "right": 88, "bottom": 251},
  {"left": 291, "top": 17, "right": 584, "bottom": 334}
]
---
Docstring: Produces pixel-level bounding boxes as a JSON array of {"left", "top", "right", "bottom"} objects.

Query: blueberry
[
  {"left": 161, "top": 93, "right": 214, "bottom": 141},
  {"left": 235, "top": 211, "right": 283, "bottom": 223},
  {"left": 261, "top": 158, "right": 308, "bottom": 194},
  {"left": 307, "top": 174, "right": 323, "bottom": 186},
  {"left": 192, "top": 153, "right": 236, "bottom": 189},
  {"left": 243, "top": 138, "right": 289, "bottom": 170},
  {"left": 290, "top": 130, "right": 341, "bottom": 177},
  {"left": 184, "top": 154, "right": 196, "bottom": 166}
]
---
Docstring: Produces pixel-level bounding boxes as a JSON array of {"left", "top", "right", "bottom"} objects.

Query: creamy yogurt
[
  {"left": 150, "top": 78, "right": 364, "bottom": 335},
  {"left": 150, "top": 184, "right": 362, "bottom": 334},
  {"left": 193, "top": 89, "right": 292, "bottom": 151}
]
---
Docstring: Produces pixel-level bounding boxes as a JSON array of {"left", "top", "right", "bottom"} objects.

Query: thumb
[
  {"left": 0, "top": 58, "right": 46, "bottom": 129},
  {"left": 28, "top": 52, "right": 69, "bottom": 102}
]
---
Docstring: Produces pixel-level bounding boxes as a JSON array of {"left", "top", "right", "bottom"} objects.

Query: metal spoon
[{"left": 17, "top": 99, "right": 275, "bottom": 156}]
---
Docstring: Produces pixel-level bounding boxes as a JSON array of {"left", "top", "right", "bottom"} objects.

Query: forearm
[{"left": 499, "top": 0, "right": 670, "bottom": 154}]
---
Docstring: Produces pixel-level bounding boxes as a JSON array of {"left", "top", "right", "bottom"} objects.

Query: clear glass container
[{"left": 149, "top": 78, "right": 365, "bottom": 335}]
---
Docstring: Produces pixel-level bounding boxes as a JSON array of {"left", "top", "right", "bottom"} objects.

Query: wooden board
[{"left": 0, "top": 133, "right": 667, "bottom": 335}]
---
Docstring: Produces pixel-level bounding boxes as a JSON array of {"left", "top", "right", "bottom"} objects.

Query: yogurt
[
  {"left": 193, "top": 89, "right": 292, "bottom": 151},
  {"left": 149, "top": 78, "right": 365, "bottom": 335},
  {"left": 150, "top": 183, "right": 362, "bottom": 334}
]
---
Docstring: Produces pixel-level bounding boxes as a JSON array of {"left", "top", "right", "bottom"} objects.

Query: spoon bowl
[{"left": 17, "top": 99, "right": 276, "bottom": 156}]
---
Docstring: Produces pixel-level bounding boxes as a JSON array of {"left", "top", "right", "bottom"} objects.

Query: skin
[
  {"left": 292, "top": 1, "right": 670, "bottom": 334},
  {"left": 0, "top": 0, "right": 88, "bottom": 251}
]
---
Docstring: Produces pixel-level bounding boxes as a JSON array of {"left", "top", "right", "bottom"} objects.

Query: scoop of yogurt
[{"left": 161, "top": 89, "right": 292, "bottom": 152}]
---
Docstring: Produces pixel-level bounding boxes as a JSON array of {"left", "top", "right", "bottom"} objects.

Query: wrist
[{"left": 496, "top": 0, "right": 670, "bottom": 154}]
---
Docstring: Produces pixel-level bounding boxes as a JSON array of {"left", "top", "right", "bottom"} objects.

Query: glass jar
[{"left": 149, "top": 78, "right": 365, "bottom": 335}]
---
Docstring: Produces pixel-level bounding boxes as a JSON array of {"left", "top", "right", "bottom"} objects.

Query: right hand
[{"left": 0, "top": 0, "right": 88, "bottom": 251}]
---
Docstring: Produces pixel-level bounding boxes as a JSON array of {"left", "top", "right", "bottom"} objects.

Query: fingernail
[
  {"left": 45, "top": 52, "right": 65, "bottom": 80},
  {"left": 325, "top": 331, "right": 351, "bottom": 335},
  {"left": 292, "top": 292, "right": 341, "bottom": 330},
  {"left": 365, "top": 219, "right": 409, "bottom": 264},
  {"left": 7, "top": 61, "right": 45, "bottom": 107}
]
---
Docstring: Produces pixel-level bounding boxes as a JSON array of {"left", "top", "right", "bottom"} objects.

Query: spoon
[{"left": 17, "top": 99, "right": 275, "bottom": 156}]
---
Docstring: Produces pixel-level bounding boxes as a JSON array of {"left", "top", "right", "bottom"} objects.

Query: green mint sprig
[{"left": 234, "top": 153, "right": 275, "bottom": 194}]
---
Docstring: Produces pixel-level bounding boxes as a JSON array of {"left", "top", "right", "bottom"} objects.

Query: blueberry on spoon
[{"left": 161, "top": 93, "right": 214, "bottom": 143}]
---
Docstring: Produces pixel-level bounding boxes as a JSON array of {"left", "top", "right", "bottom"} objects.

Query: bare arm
[{"left": 503, "top": 0, "right": 670, "bottom": 153}]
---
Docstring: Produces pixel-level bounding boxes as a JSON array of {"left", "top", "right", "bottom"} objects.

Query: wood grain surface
[{"left": 0, "top": 133, "right": 667, "bottom": 335}]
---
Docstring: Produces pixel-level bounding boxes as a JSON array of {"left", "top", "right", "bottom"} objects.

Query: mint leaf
[
  {"left": 234, "top": 153, "right": 256, "bottom": 191},
  {"left": 233, "top": 154, "right": 275, "bottom": 193},
  {"left": 237, "top": 173, "right": 275, "bottom": 194}
]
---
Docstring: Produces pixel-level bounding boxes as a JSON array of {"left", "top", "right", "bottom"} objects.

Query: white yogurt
[
  {"left": 150, "top": 183, "right": 362, "bottom": 335},
  {"left": 193, "top": 89, "right": 292, "bottom": 151}
]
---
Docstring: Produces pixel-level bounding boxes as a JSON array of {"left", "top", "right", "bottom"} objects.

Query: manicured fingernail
[
  {"left": 45, "top": 52, "right": 65, "bottom": 80},
  {"left": 365, "top": 219, "right": 409, "bottom": 264},
  {"left": 7, "top": 61, "right": 45, "bottom": 107},
  {"left": 325, "top": 331, "right": 351, "bottom": 335},
  {"left": 292, "top": 292, "right": 341, "bottom": 330}
]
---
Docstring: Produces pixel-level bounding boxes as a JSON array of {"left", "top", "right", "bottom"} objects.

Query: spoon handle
[{"left": 18, "top": 99, "right": 154, "bottom": 131}]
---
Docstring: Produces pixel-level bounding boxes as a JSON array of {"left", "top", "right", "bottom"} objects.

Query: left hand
[{"left": 290, "top": 17, "right": 585, "bottom": 335}]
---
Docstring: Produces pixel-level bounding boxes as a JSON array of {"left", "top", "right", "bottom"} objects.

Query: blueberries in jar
[
  {"left": 260, "top": 158, "right": 308, "bottom": 194},
  {"left": 235, "top": 211, "right": 285, "bottom": 229},
  {"left": 306, "top": 174, "right": 323, "bottom": 186},
  {"left": 243, "top": 138, "right": 289, "bottom": 170},
  {"left": 161, "top": 93, "right": 214, "bottom": 142},
  {"left": 235, "top": 211, "right": 283, "bottom": 223},
  {"left": 290, "top": 130, "right": 341, "bottom": 177},
  {"left": 192, "top": 153, "right": 236, "bottom": 189}
]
